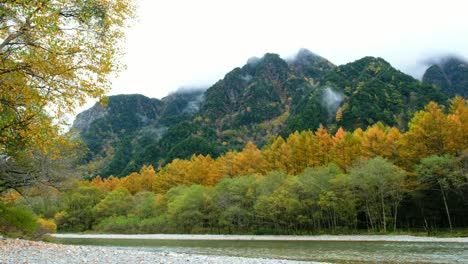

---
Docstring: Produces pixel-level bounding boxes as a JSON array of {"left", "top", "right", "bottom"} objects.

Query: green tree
[
  {"left": 166, "top": 185, "right": 211, "bottom": 233},
  {"left": 214, "top": 176, "right": 257, "bottom": 232},
  {"left": 133, "top": 191, "right": 157, "bottom": 219},
  {"left": 416, "top": 155, "right": 464, "bottom": 232},
  {"left": 297, "top": 164, "right": 343, "bottom": 231},
  {"left": 254, "top": 184, "right": 301, "bottom": 232},
  {"left": 59, "top": 186, "right": 104, "bottom": 231},
  {"left": 348, "top": 157, "right": 406, "bottom": 232},
  {"left": 94, "top": 187, "right": 134, "bottom": 219}
]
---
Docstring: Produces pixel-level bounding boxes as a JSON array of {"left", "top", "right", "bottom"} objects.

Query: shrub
[
  {"left": 0, "top": 202, "right": 38, "bottom": 237},
  {"left": 37, "top": 218, "right": 57, "bottom": 236},
  {"left": 94, "top": 216, "right": 140, "bottom": 233},
  {"left": 139, "top": 216, "right": 168, "bottom": 233}
]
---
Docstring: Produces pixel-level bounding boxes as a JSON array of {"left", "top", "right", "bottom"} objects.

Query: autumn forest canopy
[
  {"left": 3, "top": 98, "right": 468, "bottom": 236},
  {"left": 59, "top": 99, "right": 467, "bottom": 234},
  {"left": 1, "top": 0, "right": 468, "bottom": 238}
]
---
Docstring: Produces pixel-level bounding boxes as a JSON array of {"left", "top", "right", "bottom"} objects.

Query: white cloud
[{"left": 79, "top": 0, "right": 468, "bottom": 113}]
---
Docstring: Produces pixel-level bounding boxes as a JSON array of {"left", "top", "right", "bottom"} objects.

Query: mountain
[
  {"left": 73, "top": 50, "right": 448, "bottom": 178},
  {"left": 288, "top": 48, "right": 336, "bottom": 80},
  {"left": 74, "top": 90, "right": 211, "bottom": 177},
  {"left": 199, "top": 50, "right": 335, "bottom": 148},
  {"left": 422, "top": 56, "right": 468, "bottom": 98},
  {"left": 286, "top": 57, "right": 447, "bottom": 132}
]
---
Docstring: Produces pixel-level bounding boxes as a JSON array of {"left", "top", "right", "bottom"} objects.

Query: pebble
[
  {"left": 0, "top": 239, "right": 319, "bottom": 264},
  {"left": 50, "top": 233, "right": 468, "bottom": 243}
]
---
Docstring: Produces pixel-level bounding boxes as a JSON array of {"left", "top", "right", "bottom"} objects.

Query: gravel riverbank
[
  {"left": 0, "top": 239, "right": 320, "bottom": 264},
  {"left": 50, "top": 233, "right": 468, "bottom": 243}
]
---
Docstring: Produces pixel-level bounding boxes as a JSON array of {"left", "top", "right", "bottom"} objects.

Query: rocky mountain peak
[{"left": 422, "top": 56, "right": 468, "bottom": 98}]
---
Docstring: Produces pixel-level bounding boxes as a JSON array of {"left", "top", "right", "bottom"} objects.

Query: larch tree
[
  {"left": 231, "top": 141, "right": 267, "bottom": 176},
  {"left": 446, "top": 97, "right": 468, "bottom": 155},
  {"left": 263, "top": 136, "right": 292, "bottom": 174},
  {"left": 332, "top": 129, "right": 361, "bottom": 173},
  {"left": 362, "top": 123, "right": 388, "bottom": 158},
  {"left": 313, "top": 125, "right": 333, "bottom": 166},
  {"left": 400, "top": 102, "right": 449, "bottom": 166}
]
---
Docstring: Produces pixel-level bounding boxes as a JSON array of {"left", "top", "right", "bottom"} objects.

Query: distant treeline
[{"left": 8, "top": 98, "right": 468, "bottom": 234}]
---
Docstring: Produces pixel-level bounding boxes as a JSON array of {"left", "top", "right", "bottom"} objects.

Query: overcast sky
[{"left": 77, "top": 0, "right": 468, "bottom": 113}]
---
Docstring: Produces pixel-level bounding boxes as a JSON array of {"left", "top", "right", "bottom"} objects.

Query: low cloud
[
  {"left": 321, "top": 87, "right": 344, "bottom": 118},
  {"left": 421, "top": 53, "right": 468, "bottom": 68},
  {"left": 247, "top": 57, "right": 261, "bottom": 66},
  {"left": 169, "top": 86, "right": 207, "bottom": 95}
]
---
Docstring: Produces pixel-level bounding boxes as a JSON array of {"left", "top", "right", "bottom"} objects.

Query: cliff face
[
  {"left": 288, "top": 48, "right": 336, "bottom": 81},
  {"left": 73, "top": 94, "right": 162, "bottom": 134},
  {"left": 73, "top": 104, "right": 108, "bottom": 132},
  {"left": 72, "top": 90, "right": 206, "bottom": 177},
  {"left": 422, "top": 56, "right": 468, "bottom": 98}
]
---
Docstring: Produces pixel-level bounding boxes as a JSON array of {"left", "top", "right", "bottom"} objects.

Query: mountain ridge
[
  {"left": 422, "top": 56, "right": 468, "bottom": 98},
  {"left": 73, "top": 50, "right": 452, "bottom": 178}
]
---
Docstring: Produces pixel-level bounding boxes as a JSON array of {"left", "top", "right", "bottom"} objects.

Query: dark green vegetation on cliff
[
  {"left": 76, "top": 90, "right": 216, "bottom": 177},
  {"left": 423, "top": 56, "right": 468, "bottom": 98},
  {"left": 74, "top": 50, "right": 450, "bottom": 178},
  {"left": 287, "top": 57, "right": 446, "bottom": 133}
]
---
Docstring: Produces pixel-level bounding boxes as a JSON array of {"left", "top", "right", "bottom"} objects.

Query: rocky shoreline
[
  {"left": 50, "top": 233, "right": 468, "bottom": 242},
  {"left": 0, "top": 239, "right": 318, "bottom": 264}
]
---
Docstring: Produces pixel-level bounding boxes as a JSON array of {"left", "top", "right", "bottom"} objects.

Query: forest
[
  {"left": 2, "top": 98, "right": 466, "bottom": 237},
  {"left": 0, "top": 2, "right": 465, "bottom": 236}
]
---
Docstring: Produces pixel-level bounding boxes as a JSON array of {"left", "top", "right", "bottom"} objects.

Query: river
[{"left": 51, "top": 234, "right": 468, "bottom": 263}]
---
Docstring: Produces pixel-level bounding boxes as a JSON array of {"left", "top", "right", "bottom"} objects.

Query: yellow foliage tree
[
  {"left": 120, "top": 172, "right": 141, "bottom": 194},
  {"left": 153, "top": 159, "right": 192, "bottom": 193},
  {"left": 446, "top": 97, "right": 468, "bottom": 155},
  {"left": 233, "top": 141, "right": 268, "bottom": 176},
  {"left": 263, "top": 136, "right": 291, "bottom": 173},
  {"left": 400, "top": 101, "right": 459, "bottom": 166},
  {"left": 138, "top": 165, "right": 157, "bottom": 191},
  {"left": 216, "top": 151, "right": 237, "bottom": 178},
  {"left": 0, "top": 0, "right": 134, "bottom": 156},
  {"left": 362, "top": 123, "right": 389, "bottom": 158},
  {"left": 331, "top": 128, "right": 361, "bottom": 172},
  {"left": 385, "top": 127, "right": 402, "bottom": 161},
  {"left": 102, "top": 176, "right": 121, "bottom": 192},
  {"left": 187, "top": 154, "right": 215, "bottom": 185},
  {"left": 313, "top": 125, "right": 333, "bottom": 166}
]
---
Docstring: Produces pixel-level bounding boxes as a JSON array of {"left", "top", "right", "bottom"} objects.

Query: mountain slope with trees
[
  {"left": 75, "top": 90, "right": 209, "bottom": 177},
  {"left": 73, "top": 51, "right": 451, "bottom": 178},
  {"left": 286, "top": 57, "right": 446, "bottom": 133},
  {"left": 19, "top": 98, "right": 468, "bottom": 235},
  {"left": 422, "top": 56, "right": 468, "bottom": 98}
]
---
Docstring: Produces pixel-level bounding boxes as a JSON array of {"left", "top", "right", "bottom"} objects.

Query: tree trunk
[
  {"left": 333, "top": 210, "right": 337, "bottom": 231},
  {"left": 381, "top": 190, "right": 386, "bottom": 233},
  {"left": 366, "top": 199, "right": 374, "bottom": 231},
  {"left": 439, "top": 186, "right": 453, "bottom": 232},
  {"left": 393, "top": 201, "right": 398, "bottom": 232}
]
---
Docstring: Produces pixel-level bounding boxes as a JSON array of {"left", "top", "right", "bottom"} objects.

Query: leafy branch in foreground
[
  {"left": 0, "top": 0, "right": 134, "bottom": 154},
  {"left": 0, "top": 0, "right": 135, "bottom": 192}
]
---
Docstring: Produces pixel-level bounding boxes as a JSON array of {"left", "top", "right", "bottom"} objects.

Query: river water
[{"left": 52, "top": 235, "right": 468, "bottom": 263}]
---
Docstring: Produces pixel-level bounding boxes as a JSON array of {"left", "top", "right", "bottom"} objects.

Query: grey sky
[{"left": 78, "top": 0, "right": 468, "bottom": 113}]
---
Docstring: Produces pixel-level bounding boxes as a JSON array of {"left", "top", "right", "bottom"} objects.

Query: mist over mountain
[
  {"left": 422, "top": 56, "right": 468, "bottom": 98},
  {"left": 73, "top": 50, "right": 452, "bottom": 178}
]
